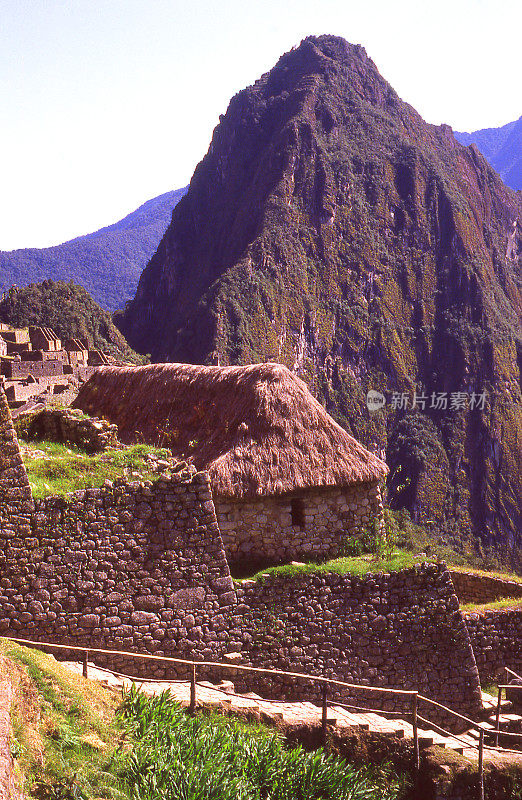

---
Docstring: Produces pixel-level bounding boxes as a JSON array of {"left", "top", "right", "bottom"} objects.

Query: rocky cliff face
[{"left": 119, "top": 35, "right": 522, "bottom": 551}]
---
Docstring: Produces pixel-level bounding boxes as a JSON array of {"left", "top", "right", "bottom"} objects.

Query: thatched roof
[{"left": 73, "top": 362, "right": 388, "bottom": 498}]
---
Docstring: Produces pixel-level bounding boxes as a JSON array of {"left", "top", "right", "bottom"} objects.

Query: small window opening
[{"left": 291, "top": 498, "right": 305, "bottom": 528}]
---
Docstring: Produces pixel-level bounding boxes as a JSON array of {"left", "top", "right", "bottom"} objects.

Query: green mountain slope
[
  {"left": 118, "top": 35, "right": 522, "bottom": 553},
  {"left": 0, "top": 280, "right": 143, "bottom": 362},
  {"left": 0, "top": 188, "right": 186, "bottom": 311}
]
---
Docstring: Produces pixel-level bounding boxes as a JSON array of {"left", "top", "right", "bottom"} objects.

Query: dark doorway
[{"left": 291, "top": 498, "right": 305, "bottom": 528}]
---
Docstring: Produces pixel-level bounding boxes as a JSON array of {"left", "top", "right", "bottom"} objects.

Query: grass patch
[
  {"left": 482, "top": 684, "right": 499, "bottom": 698},
  {"left": 243, "top": 550, "right": 431, "bottom": 583},
  {"left": 449, "top": 564, "right": 522, "bottom": 584},
  {"left": 461, "top": 597, "right": 522, "bottom": 614},
  {"left": 115, "top": 686, "right": 406, "bottom": 799},
  {"left": 19, "top": 439, "right": 174, "bottom": 498},
  {"left": 0, "top": 639, "right": 121, "bottom": 798}
]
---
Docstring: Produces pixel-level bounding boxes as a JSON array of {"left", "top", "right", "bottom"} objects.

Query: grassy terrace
[
  {"left": 0, "top": 639, "right": 121, "bottom": 798},
  {"left": 241, "top": 550, "right": 433, "bottom": 583},
  {"left": 461, "top": 597, "right": 522, "bottom": 614},
  {"left": 19, "top": 439, "right": 174, "bottom": 498},
  {"left": 243, "top": 553, "right": 522, "bottom": 596},
  {"left": 449, "top": 564, "right": 522, "bottom": 584}
]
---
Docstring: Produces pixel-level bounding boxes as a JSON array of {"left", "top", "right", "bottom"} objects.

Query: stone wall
[
  {"left": 464, "top": 609, "right": 522, "bottom": 683},
  {"left": 3, "top": 360, "right": 64, "bottom": 379},
  {"left": 215, "top": 481, "right": 382, "bottom": 571},
  {"left": 450, "top": 570, "right": 522, "bottom": 605},
  {"left": 0, "top": 472, "right": 237, "bottom": 670},
  {"left": 0, "top": 385, "right": 485, "bottom": 720},
  {"left": 233, "top": 563, "right": 483, "bottom": 727},
  {"left": 0, "top": 387, "right": 33, "bottom": 522},
  {"left": 28, "top": 409, "right": 119, "bottom": 453},
  {"left": 22, "top": 350, "right": 70, "bottom": 363}
]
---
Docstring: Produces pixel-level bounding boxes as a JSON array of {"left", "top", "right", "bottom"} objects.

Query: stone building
[
  {"left": 74, "top": 362, "right": 388, "bottom": 570},
  {"left": 28, "top": 326, "right": 61, "bottom": 351},
  {"left": 0, "top": 326, "right": 118, "bottom": 407}
]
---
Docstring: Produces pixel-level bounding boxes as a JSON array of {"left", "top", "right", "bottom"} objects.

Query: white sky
[{"left": 1, "top": 0, "right": 521, "bottom": 250}]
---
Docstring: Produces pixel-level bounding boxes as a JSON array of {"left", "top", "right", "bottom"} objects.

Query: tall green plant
[{"left": 115, "top": 686, "right": 404, "bottom": 800}]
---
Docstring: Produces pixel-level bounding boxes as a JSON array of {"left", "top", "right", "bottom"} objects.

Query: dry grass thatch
[{"left": 73, "top": 362, "right": 388, "bottom": 498}]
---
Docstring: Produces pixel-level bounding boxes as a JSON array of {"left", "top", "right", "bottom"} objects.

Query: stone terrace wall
[
  {"left": 450, "top": 570, "right": 522, "bottom": 605},
  {"left": 0, "top": 385, "right": 33, "bottom": 521},
  {"left": 0, "top": 473, "right": 239, "bottom": 674},
  {"left": 28, "top": 408, "right": 119, "bottom": 453},
  {"left": 233, "top": 563, "right": 482, "bottom": 727},
  {"left": 464, "top": 609, "right": 522, "bottom": 683},
  {"left": 0, "top": 385, "right": 484, "bottom": 720},
  {"left": 4, "top": 360, "right": 64, "bottom": 379},
  {"left": 215, "top": 481, "right": 382, "bottom": 570}
]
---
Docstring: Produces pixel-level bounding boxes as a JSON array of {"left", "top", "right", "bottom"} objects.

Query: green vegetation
[
  {"left": 115, "top": 686, "right": 405, "bottom": 800},
  {"left": 0, "top": 279, "right": 145, "bottom": 362},
  {"left": 243, "top": 507, "right": 522, "bottom": 584},
  {"left": 20, "top": 439, "right": 173, "bottom": 498},
  {"left": 382, "top": 508, "right": 522, "bottom": 575},
  {"left": 0, "top": 188, "right": 186, "bottom": 311},
  {"left": 245, "top": 550, "right": 428, "bottom": 583},
  {"left": 449, "top": 564, "right": 522, "bottom": 584},
  {"left": 455, "top": 118, "right": 522, "bottom": 191},
  {"left": 461, "top": 597, "right": 522, "bottom": 614},
  {"left": 0, "top": 639, "right": 121, "bottom": 798},
  {"left": 0, "top": 642, "right": 406, "bottom": 799}
]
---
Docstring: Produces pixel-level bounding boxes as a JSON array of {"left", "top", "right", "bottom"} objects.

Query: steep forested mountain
[
  {"left": 118, "top": 35, "right": 522, "bottom": 552},
  {"left": 455, "top": 117, "right": 522, "bottom": 190},
  {"left": 0, "top": 188, "right": 186, "bottom": 311}
]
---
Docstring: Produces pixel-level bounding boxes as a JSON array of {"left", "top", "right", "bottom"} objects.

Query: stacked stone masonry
[
  {"left": 464, "top": 609, "right": 522, "bottom": 684},
  {"left": 2, "top": 360, "right": 65, "bottom": 380},
  {"left": 233, "top": 564, "right": 482, "bottom": 727},
  {"left": 0, "top": 473, "right": 237, "bottom": 669},
  {"left": 215, "top": 481, "right": 382, "bottom": 569},
  {"left": 0, "top": 387, "right": 485, "bottom": 722},
  {"left": 0, "top": 325, "right": 116, "bottom": 409},
  {"left": 450, "top": 570, "right": 522, "bottom": 605},
  {"left": 27, "top": 409, "right": 119, "bottom": 453}
]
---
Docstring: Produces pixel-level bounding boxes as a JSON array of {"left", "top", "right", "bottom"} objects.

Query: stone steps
[
  {"left": 63, "top": 661, "right": 522, "bottom": 766},
  {"left": 481, "top": 690, "right": 508, "bottom": 710}
]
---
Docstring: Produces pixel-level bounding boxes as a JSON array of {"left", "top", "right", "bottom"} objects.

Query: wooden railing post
[
  {"left": 411, "top": 692, "right": 420, "bottom": 777},
  {"left": 189, "top": 662, "right": 196, "bottom": 714},
  {"left": 478, "top": 728, "right": 484, "bottom": 800},
  {"left": 82, "top": 649, "right": 89, "bottom": 679},
  {"left": 321, "top": 682, "right": 328, "bottom": 748},
  {"left": 495, "top": 686, "right": 502, "bottom": 747}
]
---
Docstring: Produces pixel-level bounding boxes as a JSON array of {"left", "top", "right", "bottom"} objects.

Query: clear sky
[{"left": 2, "top": 0, "right": 521, "bottom": 250}]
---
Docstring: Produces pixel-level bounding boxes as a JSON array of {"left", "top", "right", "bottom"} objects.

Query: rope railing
[
  {"left": 416, "top": 713, "right": 479, "bottom": 751},
  {"left": 326, "top": 699, "right": 409, "bottom": 717},
  {"left": 3, "top": 635, "right": 417, "bottom": 695},
  {"left": 417, "top": 694, "right": 485, "bottom": 730},
  {"left": 3, "top": 634, "right": 520, "bottom": 799}
]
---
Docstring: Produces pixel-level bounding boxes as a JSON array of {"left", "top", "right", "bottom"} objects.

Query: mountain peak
[{"left": 118, "top": 37, "right": 522, "bottom": 552}]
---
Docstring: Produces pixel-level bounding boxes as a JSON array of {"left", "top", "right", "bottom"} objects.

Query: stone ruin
[{"left": 0, "top": 324, "right": 116, "bottom": 407}]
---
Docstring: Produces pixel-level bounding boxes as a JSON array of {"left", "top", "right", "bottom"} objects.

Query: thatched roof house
[
  {"left": 74, "top": 362, "right": 387, "bottom": 497},
  {"left": 75, "top": 363, "right": 387, "bottom": 568}
]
